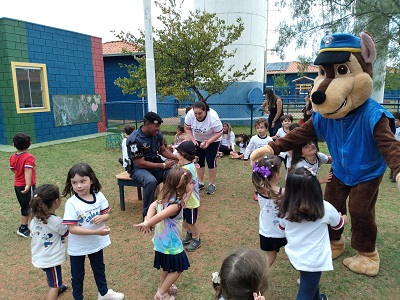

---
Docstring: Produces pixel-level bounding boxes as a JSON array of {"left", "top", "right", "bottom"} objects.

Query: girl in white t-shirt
[
  {"left": 62, "top": 163, "right": 124, "bottom": 300},
  {"left": 290, "top": 140, "right": 333, "bottom": 184},
  {"left": 30, "top": 184, "right": 69, "bottom": 300},
  {"left": 218, "top": 122, "right": 235, "bottom": 157},
  {"left": 278, "top": 167, "right": 348, "bottom": 300},
  {"left": 230, "top": 133, "right": 250, "bottom": 159},
  {"left": 252, "top": 156, "right": 286, "bottom": 266}
]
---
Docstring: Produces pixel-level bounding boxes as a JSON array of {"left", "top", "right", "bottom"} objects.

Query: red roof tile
[{"left": 102, "top": 41, "right": 139, "bottom": 55}]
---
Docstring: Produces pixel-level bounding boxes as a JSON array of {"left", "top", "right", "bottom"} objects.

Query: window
[{"left": 11, "top": 62, "right": 50, "bottom": 113}]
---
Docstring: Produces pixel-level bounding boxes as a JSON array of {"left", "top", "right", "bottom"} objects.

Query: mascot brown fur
[{"left": 251, "top": 32, "right": 400, "bottom": 276}]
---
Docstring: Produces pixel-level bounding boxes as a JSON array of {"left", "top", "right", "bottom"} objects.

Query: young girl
[
  {"left": 30, "top": 184, "right": 69, "bottom": 300},
  {"left": 278, "top": 167, "right": 348, "bottom": 300},
  {"left": 212, "top": 248, "right": 268, "bottom": 300},
  {"left": 62, "top": 163, "right": 124, "bottom": 300},
  {"left": 218, "top": 122, "right": 235, "bottom": 157},
  {"left": 243, "top": 118, "right": 273, "bottom": 165},
  {"left": 135, "top": 167, "right": 193, "bottom": 300},
  {"left": 252, "top": 156, "right": 286, "bottom": 266},
  {"left": 290, "top": 141, "right": 332, "bottom": 184},
  {"left": 230, "top": 133, "right": 250, "bottom": 159},
  {"left": 176, "top": 141, "right": 202, "bottom": 252}
]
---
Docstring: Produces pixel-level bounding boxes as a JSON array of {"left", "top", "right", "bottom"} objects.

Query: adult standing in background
[
  {"left": 184, "top": 101, "right": 223, "bottom": 195},
  {"left": 300, "top": 89, "right": 313, "bottom": 125},
  {"left": 262, "top": 88, "right": 283, "bottom": 136}
]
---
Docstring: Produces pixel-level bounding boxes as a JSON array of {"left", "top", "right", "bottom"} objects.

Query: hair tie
[
  {"left": 212, "top": 272, "right": 221, "bottom": 284},
  {"left": 33, "top": 194, "right": 38, "bottom": 198},
  {"left": 253, "top": 162, "right": 272, "bottom": 178}
]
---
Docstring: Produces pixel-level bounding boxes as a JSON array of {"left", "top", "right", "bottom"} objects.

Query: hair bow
[
  {"left": 212, "top": 272, "right": 221, "bottom": 284},
  {"left": 253, "top": 163, "right": 271, "bottom": 178}
]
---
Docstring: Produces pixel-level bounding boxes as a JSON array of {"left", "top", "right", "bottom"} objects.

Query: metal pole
[{"left": 143, "top": 0, "right": 157, "bottom": 113}]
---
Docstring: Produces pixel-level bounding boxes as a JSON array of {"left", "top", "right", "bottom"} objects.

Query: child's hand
[
  {"left": 244, "top": 160, "right": 249, "bottom": 166},
  {"left": 91, "top": 215, "right": 103, "bottom": 225},
  {"left": 97, "top": 226, "right": 110, "bottom": 236},
  {"left": 339, "top": 213, "right": 349, "bottom": 225},
  {"left": 253, "top": 292, "right": 265, "bottom": 300},
  {"left": 21, "top": 185, "right": 31, "bottom": 194},
  {"left": 319, "top": 172, "right": 332, "bottom": 184},
  {"left": 133, "top": 222, "right": 152, "bottom": 235}
]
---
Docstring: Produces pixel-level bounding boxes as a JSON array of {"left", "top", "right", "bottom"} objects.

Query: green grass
[{"left": 0, "top": 135, "right": 399, "bottom": 300}]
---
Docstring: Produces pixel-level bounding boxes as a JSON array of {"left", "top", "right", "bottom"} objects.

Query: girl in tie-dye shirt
[{"left": 135, "top": 167, "right": 193, "bottom": 300}]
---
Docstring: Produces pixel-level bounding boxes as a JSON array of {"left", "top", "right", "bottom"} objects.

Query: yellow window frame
[{"left": 11, "top": 62, "right": 50, "bottom": 113}]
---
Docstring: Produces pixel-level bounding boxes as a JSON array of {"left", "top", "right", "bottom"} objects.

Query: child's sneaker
[
  {"left": 186, "top": 238, "right": 202, "bottom": 252},
  {"left": 182, "top": 231, "right": 192, "bottom": 245},
  {"left": 17, "top": 227, "right": 31, "bottom": 238},
  {"left": 319, "top": 294, "right": 329, "bottom": 300},
  {"left": 198, "top": 183, "right": 205, "bottom": 190},
  {"left": 206, "top": 184, "right": 216, "bottom": 195},
  {"left": 98, "top": 289, "right": 124, "bottom": 300}
]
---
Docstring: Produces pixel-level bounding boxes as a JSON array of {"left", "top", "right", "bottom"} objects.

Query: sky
[{"left": 1, "top": 0, "right": 307, "bottom": 62}]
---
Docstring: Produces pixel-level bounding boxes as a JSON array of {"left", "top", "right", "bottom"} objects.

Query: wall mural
[{"left": 53, "top": 94, "right": 102, "bottom": 127}]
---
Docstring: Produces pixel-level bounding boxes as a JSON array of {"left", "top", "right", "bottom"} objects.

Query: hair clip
[
  {"left": 253, "top": 162, "right": 272, "bottom": 178},
  {"left": 303, "top": 166, "right": 317, "bottom": 176},
  {"left": 33, "top": 194, "right": 38, "bottom": 198},
  {"left": 212, "top": 272, "right": 221, "bottom": 284}
]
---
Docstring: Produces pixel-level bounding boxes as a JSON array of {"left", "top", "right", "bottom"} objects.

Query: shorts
[
  {"left": 43, "top": 265, "right": 63, "bottom": 288},
  {"left": 15, "top": 185, "right": 35, "bottom": 216},
  {"left": 183, "top": 207, "right": 198, "bottom": 225},
  {"left": 259, "top": 234, "right": 287, "bottom": 252}
]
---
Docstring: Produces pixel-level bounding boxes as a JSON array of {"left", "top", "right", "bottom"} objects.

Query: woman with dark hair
[
  {"left": 261, "top": 89, "right": 283, "bottom": 136},
  {"left": 184, "top": 101, "right": 223, "bottom": 195}
]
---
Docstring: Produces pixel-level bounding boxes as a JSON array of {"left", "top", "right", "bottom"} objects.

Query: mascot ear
[
  {"left": 250, "top": 145, "right": 274, "bottom": 165},
  {"left": 360, "top": 32, "right": 376, "bottom": 63}
]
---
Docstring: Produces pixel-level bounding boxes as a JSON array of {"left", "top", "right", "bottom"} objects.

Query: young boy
[
  {"left": 273, "top": 114, "right": 293, "bottom": 167},
  {"left": 119, "top": 124, "right": 135, "bottom": 171},
  {"left": 176, "top": 141, "right": 202, "bottom": 251},
  {"left": 10, "top": 132, "right": 36, "bottom": 237},
  {"left": 389, "top": 112, "right": 400, "bottom": 182}
]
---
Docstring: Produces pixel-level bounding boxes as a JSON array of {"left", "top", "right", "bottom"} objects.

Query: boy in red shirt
[{"left": 10, "top": 133, "right": 36, "bottom": 237}]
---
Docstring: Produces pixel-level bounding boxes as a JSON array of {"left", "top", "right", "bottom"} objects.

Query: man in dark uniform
[{"left": 126, "top": 112, "right": 178, "bottom": 223}]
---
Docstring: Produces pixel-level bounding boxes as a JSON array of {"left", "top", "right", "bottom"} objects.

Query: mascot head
[{"left": 311, "top": 32, "right": 376, "bottom": 119}]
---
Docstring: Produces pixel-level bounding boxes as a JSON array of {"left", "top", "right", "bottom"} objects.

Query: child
[
  {"left": 230, "top": 133, "right": 250, "bottom": 159},
  {"left": 389, "top": 112, "right": 400, "bottom": 182},
  {"left": 119, "top": 124, "right": 135, "bottom": 170},
  {"left": 243, "top": 118, "right": 273, "bottom": 165},
  {"left": 30, "top": 184, "right": 69, "bottom": 299},
  {"left": 10, "top": 132, "right": 36, "bottom": 237},
  {"left": 212, "top": 248, "right": 268, "bottom": 300},
  {"left": 278, "top": 167, "right": 348, "bottom": 300},
  {"left": 252, "top": 156, "right": 286, "bottom": 266},
  {"left": 218, "top": 122, "right": 235, "bottom": 157},
  {"left": 176, "top": 141, "right": 201, "bottom": 252},
  {"left": 174, "top": 125, "right": 185, "bottom": 146},
  {"left": 62, "top": 163, "right": 124, "bottom": 300},
  {"left": 273, "top": 114, "right": 293, "bottom": 167},
  {"left": 290, "top": 140, "right": 332, "bottom": 184},
  {"left": 135, "top": 167, "right": 192, "bottom": 300}
]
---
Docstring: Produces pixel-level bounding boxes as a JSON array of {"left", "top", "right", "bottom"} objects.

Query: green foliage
[
  {"left": 275, "top": 0, "right": 400, "bottom": 87},
  {"left": 114, "top": 0, "right": 255, "bottom": 102},
  {"left": 272, "top": 74, "right": 290, "bottom": 94}
]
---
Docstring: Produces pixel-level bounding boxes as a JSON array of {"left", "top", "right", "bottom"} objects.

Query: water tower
[{"left": 193, "top": 0, "right": 266, "bottom": 105}]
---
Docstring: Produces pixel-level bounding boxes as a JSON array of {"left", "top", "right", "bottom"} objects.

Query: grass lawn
[{"left": 0, "top": 135, "right": 399, "bottom": 300}]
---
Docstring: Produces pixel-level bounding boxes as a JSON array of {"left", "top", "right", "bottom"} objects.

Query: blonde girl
[{"left": 135, "top": 167, "right": 193, "bottom": 300}]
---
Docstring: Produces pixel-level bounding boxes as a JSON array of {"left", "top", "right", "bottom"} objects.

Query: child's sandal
[
  {"left": 168, "top": 284, "right": 178, "bottom": 295},
  {"left": 155, "top": 290, "right": 175, "bottom": 300}
]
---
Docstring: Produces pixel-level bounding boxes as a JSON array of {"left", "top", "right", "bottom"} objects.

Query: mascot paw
[
  {"left": 250, "top": 145, "right": 274, "bottom": 165},
  {"left": 331, "top": 236, "right": 345, "bottom": 259},
  {"left": 342, "top": 250, "right": 380, "bottom": 276},
  {"left": 396, "top": 173, "right": 400, "bottom": 192}
]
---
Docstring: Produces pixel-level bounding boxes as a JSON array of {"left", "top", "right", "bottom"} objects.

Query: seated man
[{"left": 126, "top": 112, "right": 178, "bottom": 224}]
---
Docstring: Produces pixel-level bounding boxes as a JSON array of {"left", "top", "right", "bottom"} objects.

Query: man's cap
[
  {"left": 176, "top": 141, "right": 196, "bottom": 154},
  {"left": 144, "top": 112, "right": 163, "bottom": 124},
  {"left": 314, "top": 33, "right": 361, "bottom": 65}
]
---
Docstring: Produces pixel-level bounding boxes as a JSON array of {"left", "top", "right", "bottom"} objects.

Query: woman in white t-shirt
[{"left": 184, "top": 101, "right": 223, "bottom": 195}]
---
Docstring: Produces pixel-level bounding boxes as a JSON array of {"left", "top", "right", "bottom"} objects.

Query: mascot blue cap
[{"left": 314, "top": 33, "right": 361, "bottom": 65}]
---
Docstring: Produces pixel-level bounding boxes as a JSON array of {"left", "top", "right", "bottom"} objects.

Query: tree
[
  {"left": 114, "top": 0, "right": 255, "bottom": 102},
  {"left": 274, "top": 0, "right": 400, "bottom": 92}
]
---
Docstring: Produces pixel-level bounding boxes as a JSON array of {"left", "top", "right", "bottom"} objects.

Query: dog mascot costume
[{"left": 251, "top": 32, "right": 400, "bottom": 276}]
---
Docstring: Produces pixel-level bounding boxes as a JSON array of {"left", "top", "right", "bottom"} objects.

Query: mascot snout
[{"left": 311, "top": 90, "right": 326, "bottom": 105}]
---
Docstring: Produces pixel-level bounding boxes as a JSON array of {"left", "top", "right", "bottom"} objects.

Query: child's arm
[
  {"left": 21, "top": 168, "right": 32, "bottom": 194},
  {"left": 134, "top": 203, "right": 180, "bottom": 231},
  {"left": 91, "top": 213, "right": 110, "bottom": 225},
  {"left": 67, "top": 224, "right": 110, "bottom": 236},
  {"left": 318, "top": 172, "right": 332, "bottom": 184},
  {"left": 243, "top": 137, "right": 255, "bottom": 164}
]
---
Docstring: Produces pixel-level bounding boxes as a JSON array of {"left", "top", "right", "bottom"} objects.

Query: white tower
[{"left": 193, "top": 0, "right": 266, "bottom": 104}]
